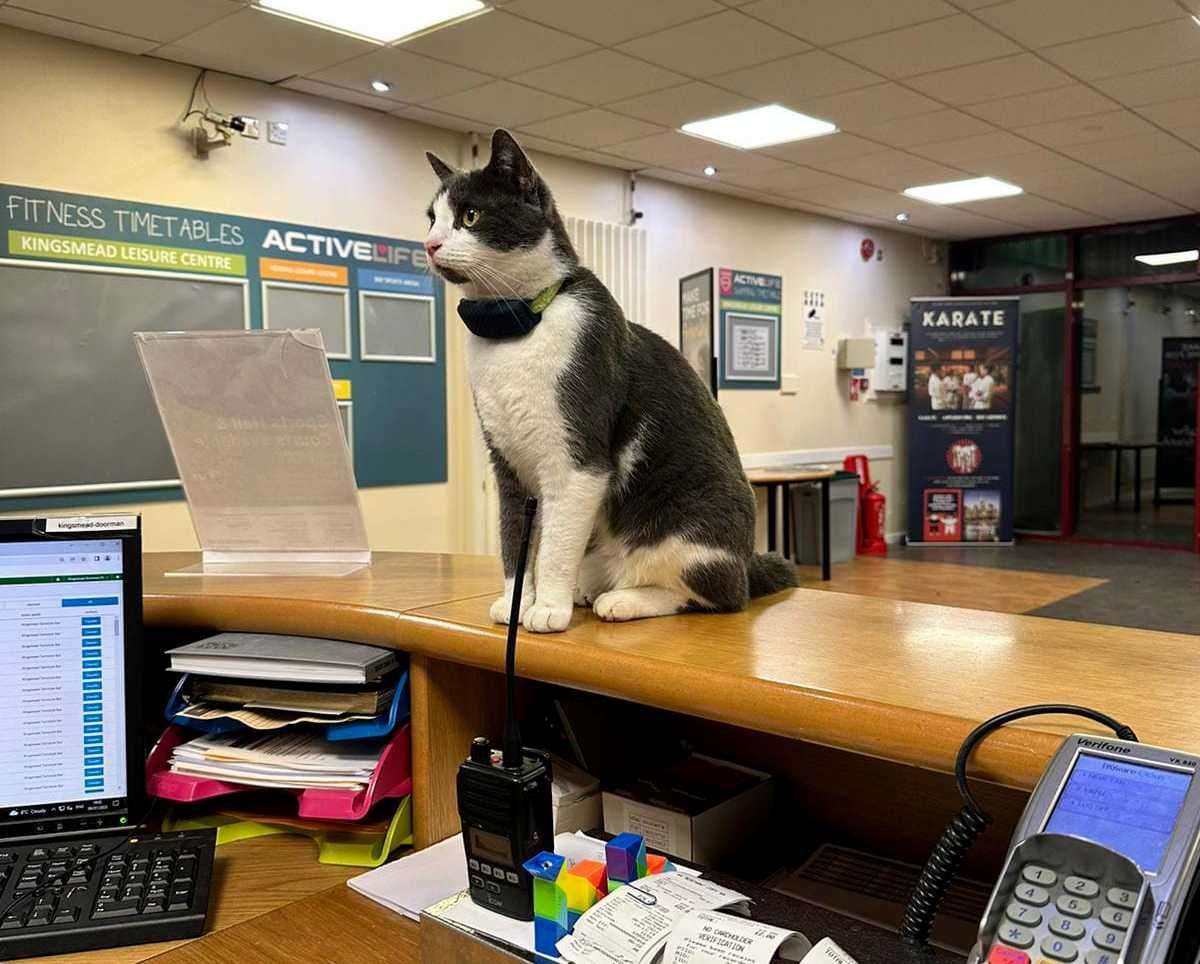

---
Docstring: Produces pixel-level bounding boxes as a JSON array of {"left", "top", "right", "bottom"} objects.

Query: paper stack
[
  {"left": 169, "top": 731, "right": 380, "bottom": 790},
  {"left": 149, "top": 632, "right": 413, "bottom": 867}
]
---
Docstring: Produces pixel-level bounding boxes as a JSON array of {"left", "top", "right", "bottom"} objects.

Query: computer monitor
[{"left": 0, "top": 517, "right": 144, "bottom": 842}]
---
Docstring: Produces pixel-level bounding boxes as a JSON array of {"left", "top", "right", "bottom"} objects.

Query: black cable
[
  {"left": 898, "top": 704, "right": 1138, "bottom": 947},
  {"left": 502, "top": 497, "right": 538, "bottom": 770}
]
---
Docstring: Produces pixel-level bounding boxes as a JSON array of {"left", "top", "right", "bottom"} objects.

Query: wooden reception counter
[{"left": 144, "top": 550, "right": 1200, "bottom": 851}]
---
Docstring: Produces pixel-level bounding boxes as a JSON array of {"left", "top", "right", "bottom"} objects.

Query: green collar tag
[{"left": 528, "top": 281, "right": 561, "bottom": 315}]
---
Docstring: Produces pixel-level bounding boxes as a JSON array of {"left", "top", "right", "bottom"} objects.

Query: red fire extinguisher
[
  {"left": 843, "top": 454, "right": 888, "bottom": 556},
  {"left": 861, "top": 482, "right": 888, "bottom": 556}
]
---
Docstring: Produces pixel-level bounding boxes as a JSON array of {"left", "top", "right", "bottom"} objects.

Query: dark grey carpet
[{"left": 898, "top": 542, "right": 1200, "bottom": 636}]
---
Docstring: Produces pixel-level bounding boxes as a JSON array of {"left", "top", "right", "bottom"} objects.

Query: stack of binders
[{"left": 146, "top": 633, "right": 412, "bottom": 867}]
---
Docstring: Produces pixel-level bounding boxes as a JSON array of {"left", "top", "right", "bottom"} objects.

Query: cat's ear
[
  {"left": 487, "top": 129, "right": 538, "bottom": 198},
  {"left": 426, "top": 151, "right": 457, "bottom": 185}
]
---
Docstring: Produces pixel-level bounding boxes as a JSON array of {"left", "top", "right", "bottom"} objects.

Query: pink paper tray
[{"left": 145, "top": 723, "right": 412, "bottom": 821}]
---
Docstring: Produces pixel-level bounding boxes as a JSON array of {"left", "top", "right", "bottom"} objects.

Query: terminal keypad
[{"left": 988, "top": 863, "right": 1139, "bottom": 964}]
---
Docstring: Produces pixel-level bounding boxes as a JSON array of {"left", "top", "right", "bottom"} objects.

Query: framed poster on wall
[
  {"left": 718, "top": 267, "right": 782, "bottom": 390},
  {"left": 679, "top": 268, "right": 716, "bottom": 397}
]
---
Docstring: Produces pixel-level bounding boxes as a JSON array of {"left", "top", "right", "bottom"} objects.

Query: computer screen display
[
  {"left": 1045, "top": 752, "right": 1192, "bottom": 872},
  {"left": 0, "top": 538, "right": 132, "bottom": 837}
]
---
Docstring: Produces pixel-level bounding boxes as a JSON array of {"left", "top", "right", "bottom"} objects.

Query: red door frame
[{"left": 949, "top": 215, "right": 1200, "bottom": 546}]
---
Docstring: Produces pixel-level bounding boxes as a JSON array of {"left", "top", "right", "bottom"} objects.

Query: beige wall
[{"left": 0, "top": 25, "right": 944, "bottom": 550}]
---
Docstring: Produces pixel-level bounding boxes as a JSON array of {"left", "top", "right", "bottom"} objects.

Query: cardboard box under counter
[{"left": 602, "top": 753, "right": 774, "bottom": 867}]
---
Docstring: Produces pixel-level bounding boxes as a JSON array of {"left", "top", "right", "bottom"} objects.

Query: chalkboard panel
[{"left": 0, "top": 263, "right": 246, "bottom": 494}]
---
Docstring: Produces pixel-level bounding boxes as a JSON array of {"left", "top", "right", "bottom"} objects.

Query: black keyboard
[{"left": 0, "top": 828, "right": 216, "bottom": 960}]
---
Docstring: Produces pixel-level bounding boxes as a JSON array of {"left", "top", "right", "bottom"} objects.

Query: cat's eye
[{"left": 463, "top": 208, "right": 481, "bottom": 227}]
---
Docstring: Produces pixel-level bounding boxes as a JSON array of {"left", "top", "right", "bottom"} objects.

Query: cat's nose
[{"left": 424, "top": 240, "right": 442, "bottom": 257}]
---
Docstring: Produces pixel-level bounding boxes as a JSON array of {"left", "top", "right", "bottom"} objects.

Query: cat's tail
[{"left": 747, "top": 552, "right": 797, "bottom": 597}]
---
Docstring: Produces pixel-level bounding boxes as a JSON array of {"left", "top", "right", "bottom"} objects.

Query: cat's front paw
[
  {"left": 522, "top": 601, "right": 573, "bottom": 633},
  {"left": 490, "top": 593, "right": 533, "bottom": 625}
]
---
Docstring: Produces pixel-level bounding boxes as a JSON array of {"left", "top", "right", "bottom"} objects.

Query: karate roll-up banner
[{"left": 906, "top": 297, "right": 1019, "bottom": 546}]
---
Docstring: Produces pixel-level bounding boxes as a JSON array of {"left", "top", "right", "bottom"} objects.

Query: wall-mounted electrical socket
[
  {"left": 268, "top": 121, "right": 289, "bottom": 145},
  {"left": 240, "top": 116, "right": 260, "bottom": 139}
]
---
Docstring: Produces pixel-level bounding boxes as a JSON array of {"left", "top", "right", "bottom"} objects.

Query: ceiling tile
[
  {"left": 606, "top": 130, "right": 786, "bottom": 174},
  {"left": 616, "top": 10, "right": 808, "bottom": 77},
  {"left": 740, "top": 0, "right": 957, "bottom": 45},
  {"left": 279, "top": 77, "right": 400, "bottom": 112},
  {"left": 1099, "top": 153, "right": 1200, "bottom": 206},
  {"left": 959, "top": 194, "right": 1093, "bottom": 230},
  {"left": 712, "top": 50, "right": 883, "bottom": 106},
  {"left": 973, "top": 0, "right": 1182, "bottom": 48},
  {"left": 390, "top": 104, "right": 479, "bottom": 134},
  {"left": 519, "top": 109, "right": 665, "bottom": 148},
  {"left": 1079, "top": 194, "right": 1191, "bottom": 220},
  {"left": 1015, "top": 110, "right": 1161, "bottom": 149},
  {"left": 783, "top": 177, "right": 912, "bottom": 218},
  {"left": 502, "top": 0, "right": 721, "bottom": 46},
  {"left": 717, "top": 164, "right": 845, "bottom": 193},
  {"left": 513, "top": 50, "right": 686, "bottom": 106},
  {"left": 797, "top": 83, "right": 942, "bottom": 129},
  {"left": 1095, "top": 62, "right": 1200, "bottom": 107},
  {"left": 758, "top": 131, "right": 892, "bottom": 163},
  {"left": 607, "top": 81, "right": 759, "bottom": 127},
  {"left": 830, "top": 15, "right": 1020, "bottom": 79},
  {"left": 306, "top": 47, "right": 489, "bottom": 104},
  {"left": 422, "top": 81, "right": 585, "bottom": 128},
  {"left": 1056, "top": 129, "right": 1195, "bottom": 165},
  {"left": 970, "top": 150, "right": 1087, "bottom": 183},
  {"left": 907, "top": 130, "right": 1041, "bottom": 165},
  {"left": 159, "top": 8, "right": 374, "bottom": 83},
  {"left": 967, "top": 84, "right": 1119, "bottom": 127},
  {"left": 402, "top": 10, "right": 596, "bottom": 77},
  {"left": 806, "top": 148, "right": 966, "bottom": 190},
  {"left": 1137, "top": 96, "right": 1200, "bottom": 131},
  {"left": 1082, "top": 148, "right": 1200, "bottom": 182},
  {"left": 1040, "top": 18, "right": 1200, "bottom": 81},
  {"left": 503, "top": 132, "right": 579, "bottom": 158},
  {"left": 0, "top": 5, "right": 156, "bottom": 52},
  {"left": 568, "top": 149, "right": 645, "bottom": 170},
  {"left": 904, "top": 53, "right": 1075, "bottom": 106},
  {"left": 895, "top": 204, "right": 1027, "bottom": 237},
  {"left": 9, "top": 0, "right": 241, "bottom": 43},
  {"left": 849, "top": 108, "right": 995, "bottom": 148}
]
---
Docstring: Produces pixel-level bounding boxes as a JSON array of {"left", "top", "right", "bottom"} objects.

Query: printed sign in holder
[
  {"left": 679, "top": 268, "right": 717, "bottom": 397},
  {"left": 717, "top": 267, "right": 782, "bottom": 390},
  {"left": 136, "top": 329, "right": 371, "bottom": 576},
  {"left": 905, "top": 297, "right": 1019, "bottom": 547}
]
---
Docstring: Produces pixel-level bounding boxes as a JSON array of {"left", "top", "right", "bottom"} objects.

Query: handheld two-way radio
[{"left": 456, "top": 497, "right": 553, "bottom": 921}]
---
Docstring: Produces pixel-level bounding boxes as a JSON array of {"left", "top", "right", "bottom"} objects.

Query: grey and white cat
[{"left": 424, "top": 130, "right": 795, "bottom": 634}]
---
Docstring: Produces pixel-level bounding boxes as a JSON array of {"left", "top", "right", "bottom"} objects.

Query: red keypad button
[{"left": 989, "top": 947, "right": 1031, "bottom": 964}]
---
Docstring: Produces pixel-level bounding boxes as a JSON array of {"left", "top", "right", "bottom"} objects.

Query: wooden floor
[{"left": 794, "top": 554, "right": 1105, "bottom": 614}]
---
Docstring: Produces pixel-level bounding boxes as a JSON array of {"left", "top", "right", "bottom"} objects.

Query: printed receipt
[
  {"left": 557, "top": 872, "right": 750, "bottom": 964},
  {"left": 663, "top": 910, "right": 812, "bottom": 963}
]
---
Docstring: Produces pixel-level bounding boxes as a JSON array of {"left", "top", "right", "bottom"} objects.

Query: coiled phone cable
[{"left": 898, "top": 703, "right": 1138, "bottom": 948}]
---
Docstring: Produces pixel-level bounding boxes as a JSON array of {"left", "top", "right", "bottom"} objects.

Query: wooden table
[
  {"left": 53, "top": 549, "right": 1200, "bottom": 964},
  {"left": 1080, "top": 439, "right": 1194, "bottom": 511},
  {"left": 745, "top": 467, "right": 837, "bottom": 580}
]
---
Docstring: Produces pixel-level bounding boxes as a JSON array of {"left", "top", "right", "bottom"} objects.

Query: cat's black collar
[{"left": 457, "top": 280, "right": 563, "bottom": 339}]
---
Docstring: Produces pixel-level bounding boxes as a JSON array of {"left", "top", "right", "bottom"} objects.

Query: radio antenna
[{"left": 503, "top": 497, "right": 538, "bottom": 769}]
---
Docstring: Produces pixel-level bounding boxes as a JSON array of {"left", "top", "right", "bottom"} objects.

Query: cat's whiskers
[{"left": 469, "top": 264, "right": 530, "bottom": 330}]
